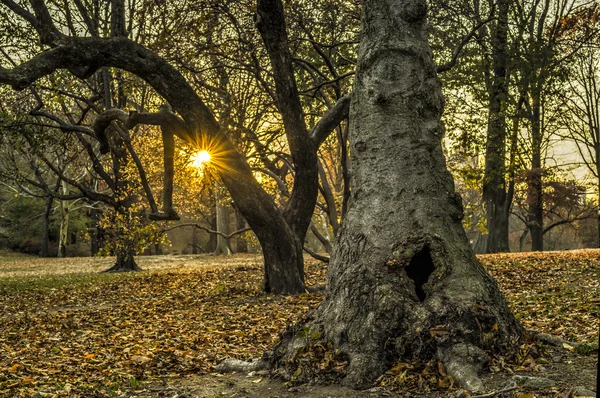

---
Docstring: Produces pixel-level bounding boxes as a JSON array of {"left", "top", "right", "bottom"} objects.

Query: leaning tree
[
  {"left": 269, "top": 0, "right": 523, "bottom": 392},
  {"left": 0, "top": 0, "right": 350, "bottom": 294}
]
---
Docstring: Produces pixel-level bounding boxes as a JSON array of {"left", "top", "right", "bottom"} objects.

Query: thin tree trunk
[
  {"left": 215, "top": 190, "right": 232, "bottom": 255},
  {"left": 205, "top": 213, "right": 217, "bottom": 253},
  {"left": 270, "top": 0, "right": 522, "bottom": 391},
  {"left": 528, "top": 96, "right": 544, "bottom": 251},
  {"left": 191, "top": 225, "right": 199, "bottom": 254},
  {"left": 519, "top": 227, "right": 529, "bottom": 252},
  {"left": 473, "top": 233, "right": 488, "bottom": 254},
  {"left": 235, "top": 207, "right": 248, "bottom": 253},
  {"left": 90, "top": 207, "right": 101, "bottom": 256},
  {"left": 41, "top": 196, "right": 53, "bottom": 257},
  {"left": 483, "top": 0, "right": 511, "bottom": 254},
  {"left": 58, "top": 181, "right": 69, "bottom": 258}
]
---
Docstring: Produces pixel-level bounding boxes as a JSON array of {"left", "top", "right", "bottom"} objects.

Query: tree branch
[
  {"left": 310, "top": 94, "right": 351, "bottom": 148},
  {"left": 161, "top": 223, "right": 252, "bottom": 240},
  {"left": 436, "top": 3, "right": 496, "bottom": 73}
]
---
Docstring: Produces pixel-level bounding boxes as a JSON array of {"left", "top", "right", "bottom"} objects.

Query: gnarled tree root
[{"left": 438, "top": 344, "right": 487, "bottom": 393}]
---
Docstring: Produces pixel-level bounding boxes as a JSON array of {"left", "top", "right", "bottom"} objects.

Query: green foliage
[
  {"left": 0, "top": 194, "right": 49, "bottom": 253},
  {"left": 97, "top": 203, "right": 170, "bottom": 257},
  {"left": 0, "top": 192, "right": 91, "bottom": 256}
]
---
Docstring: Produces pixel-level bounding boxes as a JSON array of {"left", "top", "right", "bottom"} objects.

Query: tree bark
[
  {"left": 215, "top": 190, "right": 232, "bottom": 255},
  {"left": 57, "top": 181, "right": 69, "bottom": 258},
  {"left": 89, "top": 207, "right": 101, "bottom": 256},
  {"left": 483, "top": 0, "right": 511, "bottom": 254},
  {"left": 270, "top": 0, "right": 522, "bottom": 391},
  {"left": 41, "top": 195, "right": 53, "bottom": 257},
  {"left": 102, "top": 246, "right": 141, "bottom": 272},
  {"left": 528, "top": 96, "right": 544, "bottom": 251},
  {"left": 235, "top": 206, "right": 248, "bottom": 253}
]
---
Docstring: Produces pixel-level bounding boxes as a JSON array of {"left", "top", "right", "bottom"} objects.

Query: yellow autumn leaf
[{"left": 562, "top": 343, "right": 574, "bottom": 352}]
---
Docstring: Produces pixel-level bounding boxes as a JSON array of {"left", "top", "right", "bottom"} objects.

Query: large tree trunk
[
  {"left": 483, "top": 0, "right": 511, "bottom": 253},
  {"left": 270, "top": 0, "right": 522, "bottom": 391}
]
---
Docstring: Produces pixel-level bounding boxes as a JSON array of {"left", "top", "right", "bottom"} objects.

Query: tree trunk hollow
[{"left": 268, "top": 0, "right": 523, "bottom": 391}]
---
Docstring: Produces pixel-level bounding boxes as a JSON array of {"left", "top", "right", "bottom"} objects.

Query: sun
[{"left": 191, "top": 150, "right": 211, "bottom": 169}]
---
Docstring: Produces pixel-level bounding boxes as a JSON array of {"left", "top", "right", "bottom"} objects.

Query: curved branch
[
  {"left": 303, "top": 246, "right": 330, "bottom": 263},
  {"left": 0, "top": 36, "right": 219, "bottom": 137},
  {"left": 29, "top": 0, "right": 65, "bottom": 45},
  {"left": 92, "top": 108, "right": 161, "bottom": 215},
  {"left": 310, "top": 94, "right": 351, "bottom": 148},
  {"left": 436, "top": 4, "right": 496, "bottom": 74},
  {"left": 161, "top": 223, "right": 252, "bottom": 240}
]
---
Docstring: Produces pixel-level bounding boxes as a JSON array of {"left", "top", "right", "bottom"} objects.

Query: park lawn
[{"left": 0, "top": 251, "right": 598, "bottom": 397}]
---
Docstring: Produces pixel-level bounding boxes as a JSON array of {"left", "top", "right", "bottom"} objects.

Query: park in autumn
[{"left": 0, "top": 0, "right": 598, "bottom": 397}]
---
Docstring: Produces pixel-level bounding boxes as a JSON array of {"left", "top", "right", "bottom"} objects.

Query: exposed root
[
  {"left": 215, "top": 358, "right": 268, "bottom": 373},
  {"left": 438, "top": 344, "right": 487, "bottom": 393},
  {"left": 528, "top": 329, "right": 585, "bottom": 350},
  {"left": 471, "top": 382, "right": 517, "bottom": 398}
]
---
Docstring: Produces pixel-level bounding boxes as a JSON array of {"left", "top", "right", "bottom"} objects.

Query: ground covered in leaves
[{"left": 0, "top": 250, "right": 598, "bottom": 397}]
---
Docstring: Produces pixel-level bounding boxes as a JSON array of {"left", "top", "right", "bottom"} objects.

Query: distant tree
[
  {"left": 483, "top": 0, "right": 512, "bottom": 253},
  {"left": 511, "top": 0, "right": 599, "bottom": 251},
  {"left": 511, "top": 172, "right": 594, "bottom": 251},
  {"left": 559, "top": 43, "right": 600, "bottom": 247}
]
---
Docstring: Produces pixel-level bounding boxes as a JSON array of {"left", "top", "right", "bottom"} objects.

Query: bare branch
[
  {"left": 0, "top": 0, "right": 38, "bottom": 28},
  {"left": 310, "top": 94, "right": 351, "bottom": 148},
  {"left": 28, "top": 0, "right": 65, "bottom": 45},
  {"left": 303, "top": 245, "right": 329, "bottom": 263},
  {"left": 437, "top": 3, "right": 496, "bottom": 73},
  {"left": 161, "top": 224, "right": 252, "bottom": 240}
]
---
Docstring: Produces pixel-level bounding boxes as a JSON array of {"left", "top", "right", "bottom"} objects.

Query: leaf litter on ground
[{"left": 0, "top": 250, "right": 597, "bottom": 397}]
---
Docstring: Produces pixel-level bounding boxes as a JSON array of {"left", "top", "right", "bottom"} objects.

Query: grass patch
[{"left": 0, "top": 249, "right": 34, "bottom": 263}]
